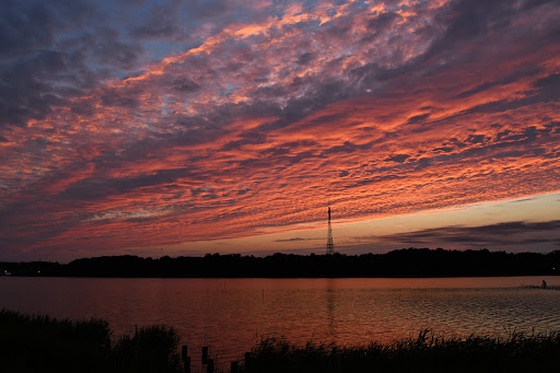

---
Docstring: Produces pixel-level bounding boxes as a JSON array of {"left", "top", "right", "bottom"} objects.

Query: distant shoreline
[{"left": 2, "top": 248, "right": 559, "bottom": 278}]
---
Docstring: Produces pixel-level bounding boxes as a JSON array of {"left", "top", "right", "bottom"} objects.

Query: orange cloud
[{"left": 1, "top": 0, "right": 559, "bottom": 260}]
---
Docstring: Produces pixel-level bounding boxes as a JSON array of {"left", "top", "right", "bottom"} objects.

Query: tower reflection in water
[{"left": 326, "top": 279, "right": 337, "bottom": 339}]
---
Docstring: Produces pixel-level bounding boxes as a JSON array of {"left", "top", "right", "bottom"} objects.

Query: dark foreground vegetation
[
  {"left": 242, "top": 330, "right": 560, "bottom": 373},
  {"left": 2, "top": 248, "right": 560, "bottom": 277},
  {"left": 3, "top": 310, "right": 560, "bottom": 373},
  {"left": 0, "top": 310, "right": 181, "bottom": 373}
]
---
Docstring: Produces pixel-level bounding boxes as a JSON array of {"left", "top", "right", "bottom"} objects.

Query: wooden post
[
  {"left": 202, "top": 346, "right": 209, "bottom": 365},
  {"left": 231, "top": 361, "right": 239, "bottom": 373},
  {"left": 183, "top": 356, "right": 191, "bottom": 373},
  {"left": 181, "top": 345, "right": 190, "bottom": 373},
  {"left": 207, "top": 358, "right": 214, "bottom": 373}
]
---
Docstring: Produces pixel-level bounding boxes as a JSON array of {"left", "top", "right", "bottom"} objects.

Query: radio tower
[{"left": 326, "top": 206, "right": 335, "bottom": 255}]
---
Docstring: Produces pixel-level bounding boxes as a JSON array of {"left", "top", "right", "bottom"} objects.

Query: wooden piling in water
[
  {"left": 181, "top": 345, "right": 191, "bottom": 373},
  {"left": 183, "top": 356, "right": 191, "bottom": 373},
  {"left": 202, "top": 346, "right": 209, "bottom": 365}
]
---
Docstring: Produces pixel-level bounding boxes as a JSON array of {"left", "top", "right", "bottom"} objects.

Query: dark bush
[{"left": 0, "top": 310, "right": 182, "bottom": 373}]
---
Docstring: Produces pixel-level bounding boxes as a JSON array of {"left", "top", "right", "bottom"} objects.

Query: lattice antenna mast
[{"left": 326, "top": 206, "right": 335, "bottom": 255}]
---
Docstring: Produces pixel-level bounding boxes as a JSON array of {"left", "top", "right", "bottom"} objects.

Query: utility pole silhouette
[{"left": 326, "top": 206, "right": 335, "bottom": 255}]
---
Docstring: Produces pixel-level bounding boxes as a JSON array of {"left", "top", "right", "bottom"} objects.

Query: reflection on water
[
  {"left": 326, "top": 282, "right": 336, "bottom": 339},
  {"left": 1, "top": 276, "right": 559, "bottom": 367}
]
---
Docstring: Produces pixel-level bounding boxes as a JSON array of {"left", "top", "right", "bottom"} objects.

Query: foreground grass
[
  {"left": 0, "top": 309, "right": 181, "bottom": 373},
  {"left": 242, "top": 329, "right": 560, "bottom": 373},
  {"left": 3, "top": 309, "right": 560, "bottom": 373}
]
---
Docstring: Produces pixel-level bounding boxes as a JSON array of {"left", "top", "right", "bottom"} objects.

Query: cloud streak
[
  {"left": 376, "top": 220, "right": 560, "bottom": 248},
  {"left": 1, "top": 0, "right": 559, "bottom": 260}
]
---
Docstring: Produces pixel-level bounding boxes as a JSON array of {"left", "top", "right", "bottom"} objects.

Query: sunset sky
[{"left": 1, "top": 0, "right": 559, "bottom": 262}]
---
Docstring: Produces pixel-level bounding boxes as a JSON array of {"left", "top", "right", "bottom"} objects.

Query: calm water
[{"left": 1, "top": 276, "right": 560, "bottom": 367}]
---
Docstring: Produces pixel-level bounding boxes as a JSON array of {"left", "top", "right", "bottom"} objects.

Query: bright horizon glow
[{"left": 58, "top": 192, "right": 559, "bottom": 263}]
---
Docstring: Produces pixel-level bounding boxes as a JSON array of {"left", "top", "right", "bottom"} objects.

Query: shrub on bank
[
  {"left": 112, "top": 324, "right": 182, "bottom": 373},
  {"left": 241, "top": 329, "right": 560, "bottom": 373},
  {"left": 0, "top": 310, "right": 182, "bottom": 373}
]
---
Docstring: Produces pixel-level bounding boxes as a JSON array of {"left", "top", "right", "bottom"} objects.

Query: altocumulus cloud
[{"left": 0, "top": 0, "right": 559, "bottom": 260}]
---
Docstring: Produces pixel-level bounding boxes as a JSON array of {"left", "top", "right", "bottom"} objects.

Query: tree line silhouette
[{"left": 2, "top": 248, "right": 559, "bottom": 278}]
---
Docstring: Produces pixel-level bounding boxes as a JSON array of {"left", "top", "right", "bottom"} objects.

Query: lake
[{"left": 1, "top": 276, "right": 560, "bottom": 369}]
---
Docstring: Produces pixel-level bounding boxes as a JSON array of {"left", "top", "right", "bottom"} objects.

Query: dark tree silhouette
[{"left": 2, "top": 248, "right": 559, "bottom": 278}]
